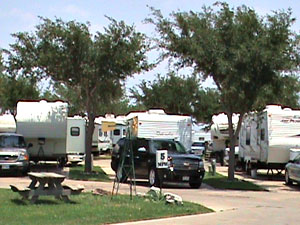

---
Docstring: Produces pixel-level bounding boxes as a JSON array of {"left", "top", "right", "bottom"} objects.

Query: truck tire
[
  {"left": 285, "top": 169, "right": 292, "bottom": 185},
  {"left": 148, "top": 168, "right": 160, "bottom": 187},
  {"left": 189, "top": 176, "right": 202, "bottom": 188}
]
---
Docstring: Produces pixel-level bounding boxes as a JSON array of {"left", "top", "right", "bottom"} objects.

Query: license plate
[
  {"left": 2, "top": 165, "right": 10, "bottom": 170},
  {"left": 182, "top": 176, "right": 189, "bottom": 181}
]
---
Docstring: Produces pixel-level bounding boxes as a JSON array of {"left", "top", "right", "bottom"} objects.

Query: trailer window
[
  {"left": 246, "top": 126, "right": 251, "bottom": 145},
  {"left": 113, "top": 129, "right": 120, "bottom": 136},
  {"left": 104, "top": 131, "right": 108, "bottom": 137},
  {"left": 123, "top": 129, "right": 126, "bottom": 136},
  {"left": 71, "top": 127, "right": 80, "bottom": 136},
  {"left": 260, "top": 129, "right": 265, "bottom": 141}
]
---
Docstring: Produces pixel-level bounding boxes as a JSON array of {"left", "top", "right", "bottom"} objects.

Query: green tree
[
  {"left": 131, "top": 72, "right": 221, "bottom": 122},
  {"left": 149, "top": 3, "right": 300, "bottom": 180},
  {"left": 0, "top": 52, "right": 40, "bottom": 113},
  {"left": 6, "top": 17, "right": 150, "bottom": 172}
]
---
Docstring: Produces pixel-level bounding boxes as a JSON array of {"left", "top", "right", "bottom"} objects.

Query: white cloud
[{"left": 50, "top": 4, "right": 89, "bottom": 18}]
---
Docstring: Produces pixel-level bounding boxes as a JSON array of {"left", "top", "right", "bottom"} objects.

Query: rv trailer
[
  {"left": 127, "top": 109, "right": 193, "bottom": 150},
  {"left": 66, "top": 116, "right": 86, "bottom": 164},
  {"left": 210, "top": 113, "right": 239, "bottom": 165},
  {"left": 16, "top": 100, "right": 85, "bottom": 165},
  {"left": 239, "top": 105, "right": 300, "bottom": 173}
]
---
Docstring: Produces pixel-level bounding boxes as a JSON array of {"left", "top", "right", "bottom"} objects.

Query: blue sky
[{"left": 1, "top": 0, "right": 299, "bottom": 92}]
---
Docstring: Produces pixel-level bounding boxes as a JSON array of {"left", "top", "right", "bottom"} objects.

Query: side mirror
[
  {"left": 138, "top": 147, "right": 146, "bottom": 152},
  {"left": 28, "top": 143, "right": 33, "bottom": 148}
]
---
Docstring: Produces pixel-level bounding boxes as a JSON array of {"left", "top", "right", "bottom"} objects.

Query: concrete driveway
[{"left": 1, "top": 158, "right": 300, "bottom": 225}]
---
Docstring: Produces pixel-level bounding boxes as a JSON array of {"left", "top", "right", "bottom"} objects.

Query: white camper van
[
  {"left": 210, "top": 113, "right": 239, "bottom": 165},
  {"left": 127, "top": 109, "right": 193, "bottom": 150},
  {"left": 16, "top": 100, "right": 85, "bottom": 165},
  {"left": 239, "top": 105, "right": 300, "bottom": 173}
]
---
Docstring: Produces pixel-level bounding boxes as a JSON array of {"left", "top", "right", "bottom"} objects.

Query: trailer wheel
[
  {"left": 58, "top": 157, "right": 67, "bottom": 167},
  {"left": 245, "top": 162, "right": 251, "bottom": 175}
]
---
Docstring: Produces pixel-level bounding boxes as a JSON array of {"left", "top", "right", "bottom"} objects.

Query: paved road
[{"left": 1, "top": 158, "right": 300, "bottom": 225}]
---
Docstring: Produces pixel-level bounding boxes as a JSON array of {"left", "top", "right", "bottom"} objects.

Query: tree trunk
[
  {"left": 85, "top": 112, "right": 95, "bottom": 173},
  {"left": 227, "top": 112, "right": 244, "bottom": 180},
  {"left": 227, "top": 113, "right": 235, "bottom": 180}
]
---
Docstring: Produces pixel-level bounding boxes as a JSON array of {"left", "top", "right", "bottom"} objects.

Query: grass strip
[
  {"left": 68, "top": 165, "right": 111, "bottom": 182},
  {"left": 2, "top": 189, "right": 213, "bottom": 225},
  {"left": 203, "top": 172, "right": 266, "bottom": 191}
]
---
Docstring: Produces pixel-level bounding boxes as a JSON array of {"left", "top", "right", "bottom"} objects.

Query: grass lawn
[
  {"left": 1, "top": 189, "right": 213, "bottom": 225},
  {"left": 203, "top": 172, "right": 266, "bottom": 191},
  {"left": 68, "top": 165, "right": 111, "bottom": 182}
]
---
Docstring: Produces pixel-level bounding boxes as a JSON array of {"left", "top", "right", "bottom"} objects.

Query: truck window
[
  {"left": 152, "top": 140, "right": 186, "bottom": 154},
  {"left": 0, "top": 136, "right": 26, "bottom": 148},
  {"left": 70, "top": 127, "right": 80, "bottom": 136}
]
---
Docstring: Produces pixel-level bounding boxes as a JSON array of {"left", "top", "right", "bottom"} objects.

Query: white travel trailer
[
  {"left": 95, "top": 115, "right": 126, "bottom": 153},
  {"left": 92, "top": 123, "right": 101, "bottom": 155},
  {"left": 66, "top": 116, "right": 86, "bottom": 164},
  {"left": 16, "top": 100, "right": 85, "bottom": 165},
  {"left": 210, "top": 113, "right": 239, "bottom": 164},
  {"left": 239, "top": 105, "right": 300, "bottom": 172},
  {"left": 95, "top": 116, "right": 113, "bottom": 154},
  {"left": 127, "top": 109, "right": 193, "bottom": 150},
  {"left": 111, "top": 116, "right": 127, "bottom": 146}
]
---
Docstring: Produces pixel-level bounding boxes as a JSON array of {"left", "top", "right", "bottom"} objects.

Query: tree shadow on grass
[{"left": 11, "top": 198, "right": 78, "bottom": 205}]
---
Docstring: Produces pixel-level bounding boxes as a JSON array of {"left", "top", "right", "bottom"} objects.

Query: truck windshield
[
  {"left": 152, "top": 140, "right": 187, "bottom": 154},
  {"left": 0, "top": 136, "right": 26, "bottom": 148}
]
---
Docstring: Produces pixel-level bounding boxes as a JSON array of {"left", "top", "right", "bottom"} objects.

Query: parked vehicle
[
  {"left": 285, "top": 154, "right": 300, "bottom": 185},
  {"left": 92, "top": 123, "right": 101, "bottom": 155},
  {"left": 16, "top": 100, "right": 85, "bottom": 166},
  {"left": 0, "top": 114, "right": 30, "bottom": 174},
  {"left": 127, "top": 109, "right": 193, "bottom": 150},
  {"left": 239, "top": 105, "right": 300, "bottom": 174},
  {"left": 66, "top": 116, "right": 86, "bottom": 164},
  {"left": 111, "top": 137, "right": 205, "bottom": 188},
  {"left": 224, "top": 146, "right": 239, "bottom": 166},
  {"left": 210, "top": 113, "right": 239, "bottom": 165},
  {"left": 191, "top": 141, "right": 206, "bottom": 156}
]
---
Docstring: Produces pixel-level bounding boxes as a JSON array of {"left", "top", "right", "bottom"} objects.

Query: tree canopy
[
  {"left": 149, "top": 3, "right": 300, "bottom": 179},
  {"left": 0, "top": 52, "right": 40, "bottom": 113},
  {"left": 6, "top": 17, "right": 150, "bottom": 172},
  {"left": 130, "top": 72, "right": 221, "bottom": 122}
]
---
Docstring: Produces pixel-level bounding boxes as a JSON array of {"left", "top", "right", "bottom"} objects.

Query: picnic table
[{"left": 10, "top": 172, "right": 84, "bottom": 203}]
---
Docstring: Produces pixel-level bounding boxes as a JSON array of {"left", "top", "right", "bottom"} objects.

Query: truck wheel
[
  {"left": 189, "top": 176, "right": 202, "bottom": 188},
  {"left": 149, "top": 168, "right": 160, "bottom": 187},
  {"left": 285, "top": 169, "right": 292, "bottom": 185}
]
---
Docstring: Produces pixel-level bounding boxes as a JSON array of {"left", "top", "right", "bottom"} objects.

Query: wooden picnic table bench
[{"left": 10, "top": 172, "right": 84, "bottom": 203}]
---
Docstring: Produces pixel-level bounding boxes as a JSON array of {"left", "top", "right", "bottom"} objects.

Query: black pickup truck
[{"left": 111, "top": 138, "right": 205, "bottom": 188}]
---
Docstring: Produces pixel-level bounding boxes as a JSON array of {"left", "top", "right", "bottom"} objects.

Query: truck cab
[{"left": 0, "top": 133, "right": 30, "bottom": 175}]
